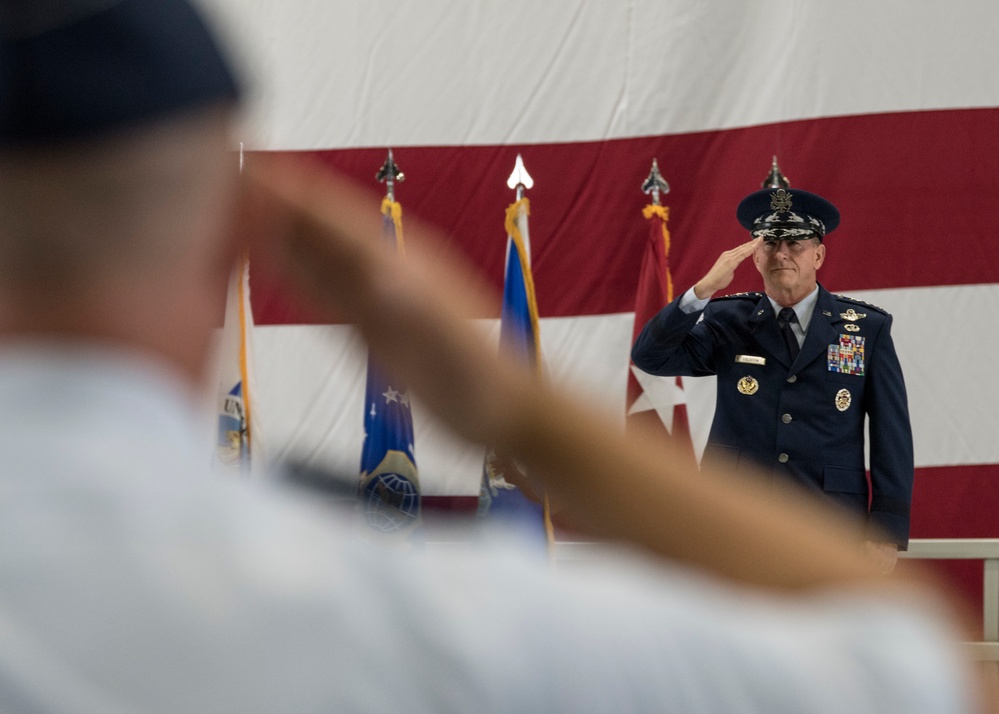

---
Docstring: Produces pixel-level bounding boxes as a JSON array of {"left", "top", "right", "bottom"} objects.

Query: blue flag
[
  {"left": 478, "top": 198, "right": 550, "bottom": 540},
  {"left": 358, "top": 201, "right": 421, "bottom": 535}
]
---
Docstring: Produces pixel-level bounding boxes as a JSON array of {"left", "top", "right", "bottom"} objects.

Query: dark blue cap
[
  {"left": 736, "top": 187, "right": 840, "bottom": 242},
  {"left": 1, "top": 0, "right": 241, "bottom": 148}
]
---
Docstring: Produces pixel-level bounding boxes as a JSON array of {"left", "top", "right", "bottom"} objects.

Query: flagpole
[
  {"left": 641, "top": 157, "right": 673, "bottom": 302},
  {"left": 629, "top": 158, "right": 697, "bottom": 459},
  {"left": 376, "top": 147, "right": 405, "bottom": 202},
  {"left": 236, "top": 142, "right": 253, "bottom": 459},
  {"left": 504, "top": 154, "right": 555, "bottom": 550},
  {"left": 503, "top": 154, "right": 540, "bottom": 369},
  {"left": 507, "top": 152, "right": 534, "bottom": 201},
  {"left": 214, "top": 141, "right": 256, "bottom": 474},
  {"left": 358, "top": 149, "right": 421, "bottom": 538},
  {"left": 641, "top": 157, "right": 670, "bottom": 206}
]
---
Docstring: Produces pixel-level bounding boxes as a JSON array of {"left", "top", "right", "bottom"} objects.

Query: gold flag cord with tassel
[
  {"left": 381, "top": 197, "right": 406, "bottom": 254},
  {"left": 504, "top": 198, "right": 542, "bottom": 370},
  {"left": 642, "top": 203, "right": 673, "bottom": 302},
  {"left": 236, "top": 251, "right": 253, "bottom": 452}
]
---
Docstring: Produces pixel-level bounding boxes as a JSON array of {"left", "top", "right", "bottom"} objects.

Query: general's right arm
[
  {"left": 631, "top": 238, "right": 761, "bottom": 376},
  {"left": 630, "top": 291, "right": 715, "bottom": 376}
]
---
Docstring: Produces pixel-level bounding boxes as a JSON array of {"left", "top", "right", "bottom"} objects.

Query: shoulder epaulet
[
  {"left": 833, "top": 294, "right": 889, "bottom": 315},
  {"left": 713, "top": 291, "right": 764, "bottom": 301}
]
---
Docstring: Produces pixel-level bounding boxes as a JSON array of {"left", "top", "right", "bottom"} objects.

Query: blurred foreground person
[{"left": 0, "top": 1, "right": 987, "bottom": 712}]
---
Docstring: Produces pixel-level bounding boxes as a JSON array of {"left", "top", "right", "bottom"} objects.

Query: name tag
[{"left": 735, "top": 354, "right": 766, "bottom": 366}]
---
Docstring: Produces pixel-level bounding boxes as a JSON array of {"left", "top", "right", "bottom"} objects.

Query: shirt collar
[{"left": 766, "top": 285, "right": 819, "bottom": 333}]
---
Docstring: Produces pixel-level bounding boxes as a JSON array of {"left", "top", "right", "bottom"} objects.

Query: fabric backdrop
[{"left": 201, "top": 0, "right": 999, "bottom": 614}]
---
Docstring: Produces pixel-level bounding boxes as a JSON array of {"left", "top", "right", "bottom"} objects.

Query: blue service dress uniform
[{"left": 631, "top": 284, "right": 914, "bottom": 547}]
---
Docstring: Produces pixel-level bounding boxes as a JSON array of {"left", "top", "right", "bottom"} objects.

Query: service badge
[
  {"left": 835, "top": 388, "right": 852, "bottom": 412},
  {"left": 737, "top": 376, "right": 759, "bottom": 395}
]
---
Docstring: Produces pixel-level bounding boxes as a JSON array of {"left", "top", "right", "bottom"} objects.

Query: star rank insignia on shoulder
[
  {"left": 834, "top": 294, "right": 888, "bottom": 315},
  {"left": 714, "top": 291, "right": 763, "bottom": 301}
]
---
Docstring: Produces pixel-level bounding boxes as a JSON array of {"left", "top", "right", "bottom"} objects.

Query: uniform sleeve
[
  {"left": 631, "top": 295, "right": 718, "bottom": 377},
  {"left": 864, "top": 314, "right": 915, "bottom": 548}
]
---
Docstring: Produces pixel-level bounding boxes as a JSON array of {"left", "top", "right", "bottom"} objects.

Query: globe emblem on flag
[
  {"left": 362, "top": 471, "right": 420, "bottom": 532},
  {"left": 216, "top": 383, "right": 247, "bottom": 467}
]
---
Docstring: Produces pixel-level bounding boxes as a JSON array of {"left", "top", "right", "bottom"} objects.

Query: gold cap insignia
[
  {"left": 770, "top": 188, "right": 793, "bottom": 212},
  {"left": 737, "top": 376, "right": 759, "bottom": 395},
  {"left": 840, "top": 309, "right": 867, "bottom": 321},
  {"left": 835, "top": 388, "right": 852, "bottom": 411}
]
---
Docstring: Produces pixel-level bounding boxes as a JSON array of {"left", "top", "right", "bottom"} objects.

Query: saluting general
[{"left": 631, "top": 161, "right": 913, "bottom": 572}]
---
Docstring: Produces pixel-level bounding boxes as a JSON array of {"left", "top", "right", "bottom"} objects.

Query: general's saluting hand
[{"left": 693, "top": 237, "right": 762, "bottom": 300}]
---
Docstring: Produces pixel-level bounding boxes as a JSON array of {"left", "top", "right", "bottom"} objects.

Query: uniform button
[
  {"left": 778, "top": 453, "right": 789, "bottom": 463},
  {"left": 781, "top": 413, "right": 792, "bottom": 424},
  {"left": 787, "top": 375, "right": 797, "bottom": 383}
]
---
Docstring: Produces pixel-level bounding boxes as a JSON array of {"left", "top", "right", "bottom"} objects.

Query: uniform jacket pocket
[{"left": 823, "top": 465, "right": 867, "bottom": 494}]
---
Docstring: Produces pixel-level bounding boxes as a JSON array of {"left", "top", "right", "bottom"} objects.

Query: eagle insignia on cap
[{"left": 770, "top": 189, "right": 793, "bottom": 212}]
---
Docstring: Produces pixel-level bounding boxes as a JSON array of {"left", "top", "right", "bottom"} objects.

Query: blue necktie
[{"left": 778, "top": 307, "right": 800, "bottom": 361}]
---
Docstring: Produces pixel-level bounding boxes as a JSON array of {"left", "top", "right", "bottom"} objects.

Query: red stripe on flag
[
  {"left": 907, "top": 463, "right": 999, "bottom": 633},
  {"left": 251, "top": 108, "right": 999, "bottom": 324}
]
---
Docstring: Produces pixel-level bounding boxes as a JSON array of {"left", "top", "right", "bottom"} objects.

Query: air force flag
[{"left": 358, "top": 199, "right": 421, "bottom": 534}]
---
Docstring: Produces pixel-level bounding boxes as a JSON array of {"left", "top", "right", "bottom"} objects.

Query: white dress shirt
[
  {"left": 766, "top": 285, "right": 819, "bottom": 347},
  {"left": 680, "top": 285, "right": 819, "bottom": 348},
  {"left": 0, "top": 342, "right": 972, "bottom": 713}
]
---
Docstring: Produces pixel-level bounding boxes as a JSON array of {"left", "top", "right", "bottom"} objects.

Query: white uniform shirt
[
  {"left": 0, "top": 343, "right": 974, "bottom": 713},
  {"left": 680, "top": 285, "right": 818, "bottom": 348}
]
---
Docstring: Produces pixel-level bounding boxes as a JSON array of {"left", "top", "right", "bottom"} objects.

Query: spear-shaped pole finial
[
  {"left": 376, "top": 148, "right": 405, "bottom": 201},
  {"left": 762, "top": 155, "right": 789, "bottom": 189},
  {"left": 641, "top": 158, "right": 670, "bottom": 206},
  {"left": 506, "top": 153, "right": 534, "bottom": 200}
]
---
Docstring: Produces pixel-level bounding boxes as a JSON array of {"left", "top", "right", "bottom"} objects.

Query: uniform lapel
[
  {"left": 748, "top": 294, "right": 791, "bottom": 368},
  {"left": 793, "top": 285, "right": 839, "bottom": 371}
]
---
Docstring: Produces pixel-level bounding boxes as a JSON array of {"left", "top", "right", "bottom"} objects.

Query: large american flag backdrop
[{"left": 204, "top": 0, "right": 999, "bottom": 614}]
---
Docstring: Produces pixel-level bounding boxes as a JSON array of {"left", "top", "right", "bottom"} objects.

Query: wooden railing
[
  {"left": 555, "top": 537, "right": 999, "bottom": 660},
  {"left": 900, "top": 538, "right": 999, "bottom": 661}
]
